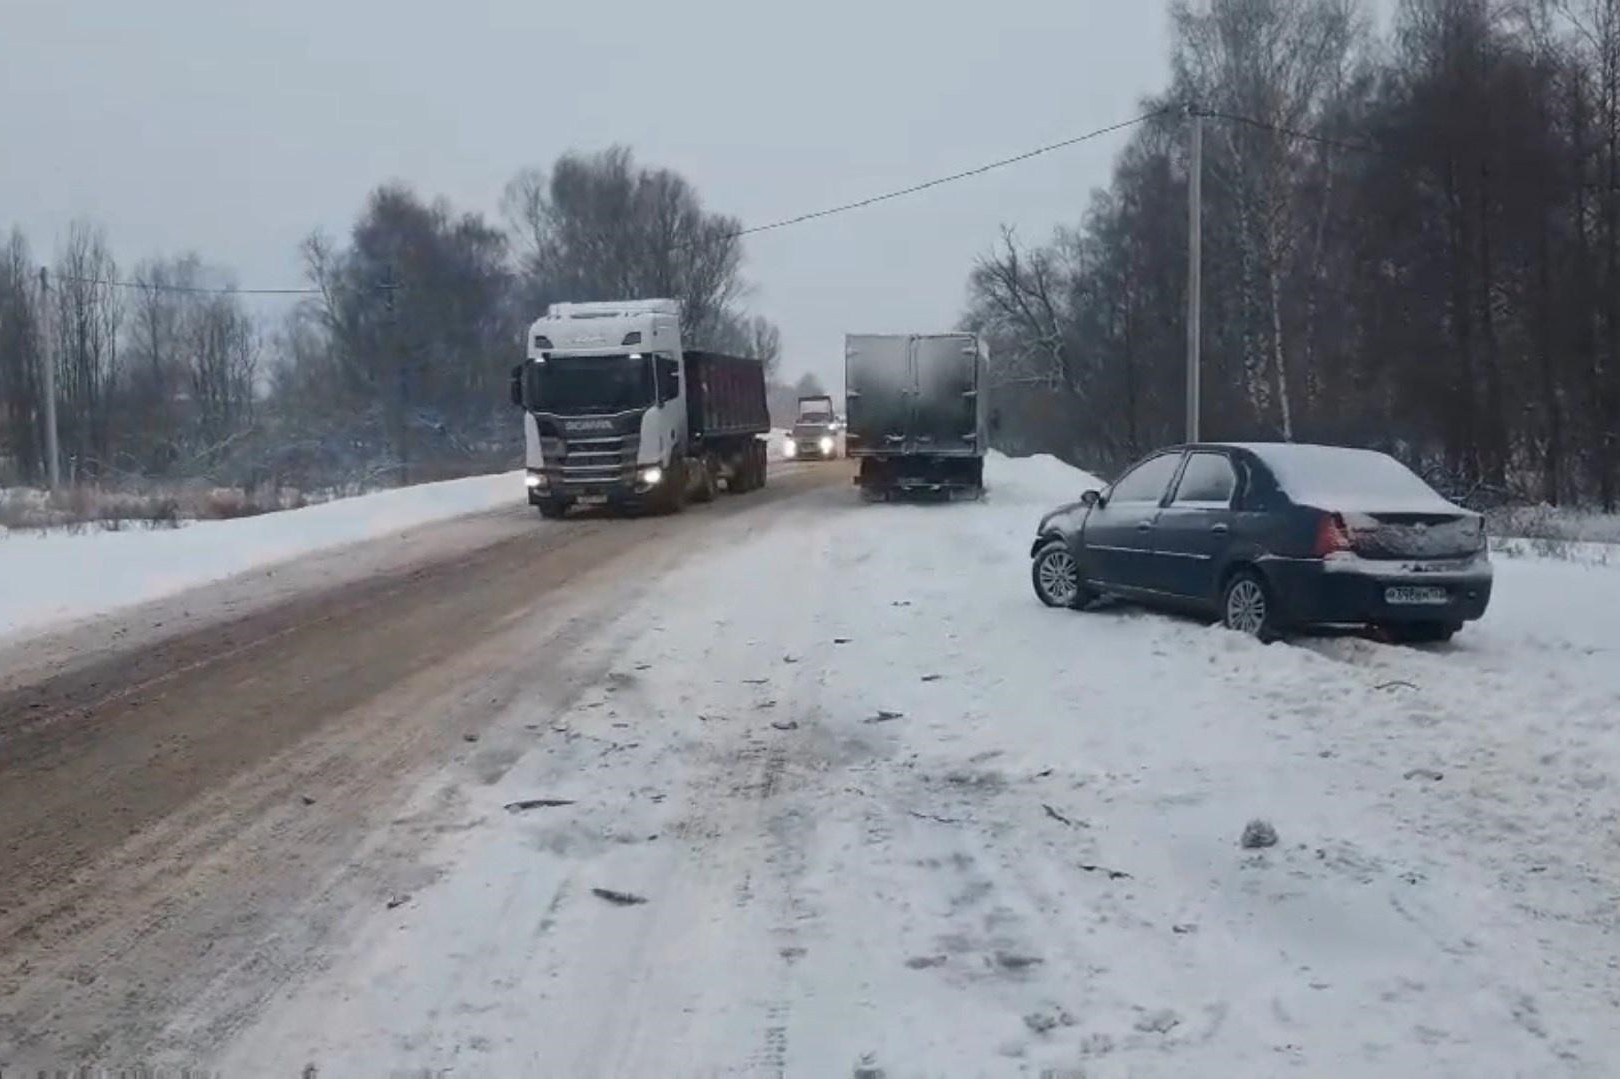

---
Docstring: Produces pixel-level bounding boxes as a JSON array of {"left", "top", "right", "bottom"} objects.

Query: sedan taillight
[{"left": 1313, "top": 512, "right": 1353, "bottom": 558}]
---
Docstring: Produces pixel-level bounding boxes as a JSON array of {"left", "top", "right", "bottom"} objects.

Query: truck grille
[{"left": 549, "top": 434, "right": 641, "bottom": 487}]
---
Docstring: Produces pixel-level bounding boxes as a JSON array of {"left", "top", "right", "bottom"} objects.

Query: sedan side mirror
[{"left": 1081, "top": 489, "right": 1102, "bottom": 508}]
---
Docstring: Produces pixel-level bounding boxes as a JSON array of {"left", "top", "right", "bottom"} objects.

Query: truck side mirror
[
  {"left": 509, "top": 364, "right": 524, "bottom": 408},
  {"left": 657, "top": 357, "right": 680, "bottom": 402}
]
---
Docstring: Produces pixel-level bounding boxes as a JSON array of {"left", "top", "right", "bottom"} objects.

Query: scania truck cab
[{"left": 509, "top": 299, "right": 770, "bottom": 518}]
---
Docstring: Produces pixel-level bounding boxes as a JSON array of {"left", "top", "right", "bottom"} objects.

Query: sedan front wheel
[{"left": 1032, "top": 541, "right": 1092, "bottom": 610}]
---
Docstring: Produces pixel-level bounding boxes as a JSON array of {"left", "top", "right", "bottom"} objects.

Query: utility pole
[
  {"left": 1186, "top": 103, "right": 1204, "bottom": 444},
  {"left": 383, "top": 263, "right": 408, "bottom": 486},
  {"left": 38, "top": 266, "right": 61, "bottom": 490}
]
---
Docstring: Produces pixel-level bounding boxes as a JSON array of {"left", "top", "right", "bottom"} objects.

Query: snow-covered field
[
  {"left": 0, "top": 434, "right": 799, "bottom": 642},
  {"left": 201, "top": 453, "right": 1620, "bottom": 1077},
  {"left": 0, "top": 471, "right": 522, "bottom": 641}
]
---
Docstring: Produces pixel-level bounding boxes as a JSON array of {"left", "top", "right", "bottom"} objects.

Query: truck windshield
[{"left": 529, "top": 354, "right": 653, "bottom": 415}]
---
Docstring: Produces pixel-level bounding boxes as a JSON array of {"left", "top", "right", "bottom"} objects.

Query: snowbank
[
  {"left": 986, "top": 450, "right": 1101, "bottom": 506},
  {"left": 0, "top": 471, "right": 523, "bottom": 641}
]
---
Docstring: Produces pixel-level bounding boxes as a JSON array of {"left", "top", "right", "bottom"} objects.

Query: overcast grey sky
[{"left": 2, "top": 0, "right": 1178, "bottom": 391}]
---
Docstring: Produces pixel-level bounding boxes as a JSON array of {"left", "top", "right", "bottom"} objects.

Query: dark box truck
[{"left": 844, "top": 333, "right": 988, "bottom": 500}]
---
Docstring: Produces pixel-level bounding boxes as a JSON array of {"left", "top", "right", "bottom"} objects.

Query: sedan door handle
[{"left": 1210, "top": 523, "right": 1230, "bottom": 535}]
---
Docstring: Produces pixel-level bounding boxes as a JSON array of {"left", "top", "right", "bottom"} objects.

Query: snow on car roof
[{"left": 1225, "top": 442, "right": 1469, "bottom": 514}]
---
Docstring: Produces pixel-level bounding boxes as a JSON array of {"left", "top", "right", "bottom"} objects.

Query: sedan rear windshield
[{"left": 1253, "top": 445, "right": 1459, "bottom": 514}]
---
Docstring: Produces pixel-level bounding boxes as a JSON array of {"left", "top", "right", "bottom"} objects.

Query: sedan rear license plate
[{"left": 1386, "top": 586, "right": 1448, "bottom": 606}]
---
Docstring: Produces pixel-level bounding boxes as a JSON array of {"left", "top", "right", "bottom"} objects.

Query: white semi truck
[{"left": 508, "top": 299, "right": 771, "bottom": 517}]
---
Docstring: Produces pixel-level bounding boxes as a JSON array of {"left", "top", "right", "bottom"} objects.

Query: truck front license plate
[
  {"left": 578, "top": 495, "right": 608, "bottom": 506},
  {"left": 1386, "top": 586, "right": 1447, "bottom": 606}
]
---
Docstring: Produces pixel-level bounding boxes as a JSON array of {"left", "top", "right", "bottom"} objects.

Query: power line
[
  {"left": 724, "top": 109, "right": 1172, "bottom": 241},
  {"left": 1200, "top": 109, "right": 1400, "bottom": 160},
  {"left": 48, "top": 109, "right": 1166, "bottom": 291},
  {"left": 51, "top": 272, "right": 321, "bottom": 296}
]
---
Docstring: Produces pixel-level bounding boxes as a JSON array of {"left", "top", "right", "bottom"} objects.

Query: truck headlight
[
  {"left": 638, "top": 465, "right": 664, "bottom": 487},
  {"left": 819, "top": 436, "right": 834, "bottom": 454},
  {"left": 525, "top": 472, "right": 544, "bottom": 489},
  {"left": 783, "top": 440, "right": 797, "bottom": 459}
]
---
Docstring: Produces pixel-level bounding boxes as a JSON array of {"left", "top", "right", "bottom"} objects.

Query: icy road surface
[{"left": 3, "top": 453, "right": 1617, "bottom": 1077}]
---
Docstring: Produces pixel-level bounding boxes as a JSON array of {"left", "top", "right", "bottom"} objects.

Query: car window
[
  {"left": 1172, "top": 452, "right": 1236, "bottom": 506},
  {"left": 1109, "top": 452, "right": 1183, "bottom": 505}
]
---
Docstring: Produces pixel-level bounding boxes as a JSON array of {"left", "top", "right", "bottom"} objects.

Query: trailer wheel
[
  {"left": 729, "top": 450, "right": 758, "bottom": 494},
  {"left": 735, "top": 442, "right": 764, "bottom": 492},
  {"left": 694, "top": 460, "right": 719, "bottom": 503}
]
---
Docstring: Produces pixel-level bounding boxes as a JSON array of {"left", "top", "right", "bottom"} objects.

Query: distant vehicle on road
[
  {"left": 1028, "top": 442, "right": 1493, "bottom": 642},
  {"left": 845, "top": 333, "right": 987, "bottom": 500},
  {"left": 509, "top": 299, "right": 770, "bottom": 517},
  {"left": 783, "top": 394, "right": 841, "bottom": 461}
]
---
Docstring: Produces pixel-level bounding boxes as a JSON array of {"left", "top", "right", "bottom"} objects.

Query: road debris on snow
[
  {"left": 992, "top": 951, "right": 1045, "bottom": 972},
  {"left": 1078, "top": 863, "right": 1132, "bottom": 881},
  {"left": 853, "top": 1053, "right": 886, "bottom": 1079},
  {"left": 1024, "top": 1007, "right": 1077, "bottom": 1035},
  {"left": 503, "top": 798, "right": 575, "bottom": 813},
  {"left": 590, "top": 888, "right": 648, "bottom": 907},
  {"left": 1042, "top": 803, "right": 1085, "bottom": 828},
  {"left": 908, "top": 810, "right": 964, "bottom": 825},
  {"left": 1134, "top": 1008, "right": 1182, "bottom": 1034},
  {"left": 1241, "top": 819, "right": 1279, "bottom": 849}
]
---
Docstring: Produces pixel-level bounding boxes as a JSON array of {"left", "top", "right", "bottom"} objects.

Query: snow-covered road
[{"left": 192, "top": 454, "right": 1619, "bottom": 1077}]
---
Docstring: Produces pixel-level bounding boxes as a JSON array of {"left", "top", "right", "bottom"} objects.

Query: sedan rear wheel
[
  {"left": 1222, "top": 570, "right": 1279, "bottom": 642},
  {"left": 1032, "top": 541, "right": 1091, "bottom": 610}
]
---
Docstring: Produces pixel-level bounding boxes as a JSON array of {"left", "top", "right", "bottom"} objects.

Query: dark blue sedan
[{"left": 1028, "top": 443, "right": 1493, "bottom": 643}]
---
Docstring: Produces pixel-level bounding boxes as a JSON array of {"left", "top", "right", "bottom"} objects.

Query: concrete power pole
[
  {"left": 1186, "top": 105, "right": 1204, "bottom": 444},
  {"left": 38, "top": 266, "right": 61, "bottom": 490},
  {"left": 383, "top": 263, "right": 408, "bottom": 486}
]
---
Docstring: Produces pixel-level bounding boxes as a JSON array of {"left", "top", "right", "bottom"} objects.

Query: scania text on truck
[
  {"left": 844, "top": 332, "right": 988, "bottom": 500},
  {"left": 783, "top": 393, "right": 841, "bottom": 461},
  {"left": 508, "top": 299, "right": 771, "bottom": 517}
]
